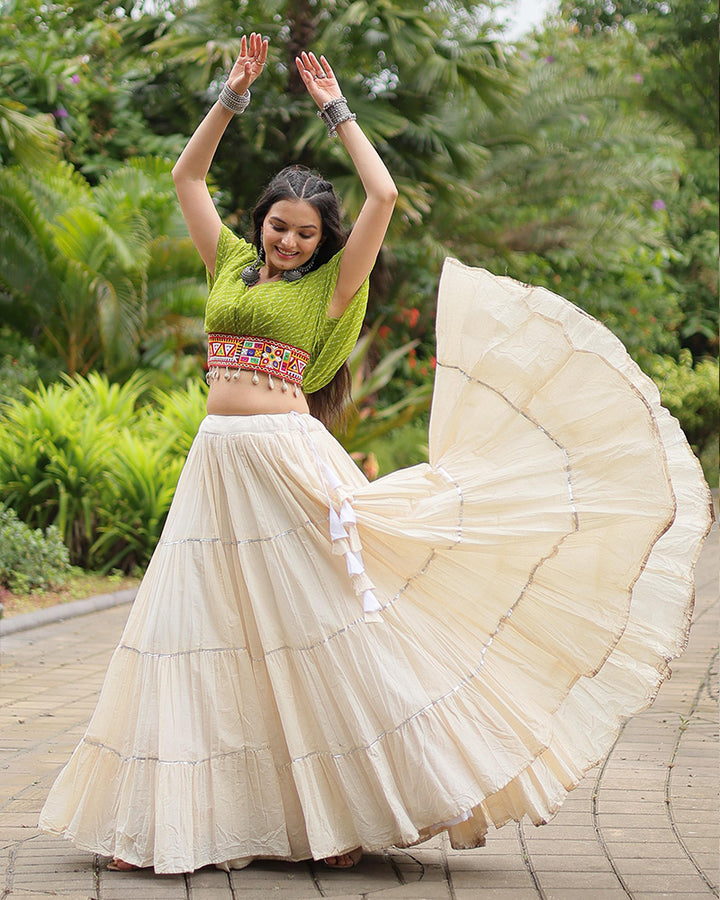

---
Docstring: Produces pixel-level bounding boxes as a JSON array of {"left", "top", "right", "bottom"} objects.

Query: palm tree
[
  {"left": 0, "top": 158, "right": 206, "bottom": 380},
  {"left": 432, "top": 56, "right": 683, "bottom": 273},
  {"left": 0, "top": 99, "right": 60, "bottom": 168},
  {"left": 137, "top": 0, "right": 515, "bottom": 231}
]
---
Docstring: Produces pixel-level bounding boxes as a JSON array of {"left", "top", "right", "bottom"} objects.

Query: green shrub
[
  {"left": 0, "top": 507, "right": 70, "bottom": 592},
  {"left": 0, "top": 372, "right": 179, "bottom": 570},
  {"left": 644, "top": 351, "right": 719, "bottom": 487},
  {"left": 91, "top": 430, "right": 184, "bottom": 573},
  {"left": 0, "top": 377, "right": 140, "bottom": 564},
  {"left": 366, "top": 420, "right": 430, "bottom": 477},
  {"left": 0, "top": 327, "right": 40, "bottom": 406},
  {"left": 153, "top": 379, "right": 208, "bottom": 456},
  {"left": 645, "top": 351, "right": 719, "bottom": 455}
]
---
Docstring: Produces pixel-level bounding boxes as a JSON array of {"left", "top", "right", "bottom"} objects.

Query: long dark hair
[{"left": 249, "top": 166, "right": 353, "bottom": 429}]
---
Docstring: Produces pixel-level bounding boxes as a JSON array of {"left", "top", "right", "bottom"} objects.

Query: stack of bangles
[{"left": 218, "top": 82, "right": 356, "bottom": 136}]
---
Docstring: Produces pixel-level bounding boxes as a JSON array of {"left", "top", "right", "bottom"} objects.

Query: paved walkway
[{"left": 1, "top": 522, "right": 717, "bottom": 900}]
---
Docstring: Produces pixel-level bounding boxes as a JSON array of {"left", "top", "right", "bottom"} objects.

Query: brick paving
[{"left": 1, "top": 521, "right": 717, "bottom": 900}]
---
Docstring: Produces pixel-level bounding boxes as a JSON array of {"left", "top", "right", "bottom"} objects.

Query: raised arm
[
  {"left": 295, "top": 53, "right": 398, "bottom": 317},
  {"left": 172, "top": 33, "right": 268, "bottom": 275}
]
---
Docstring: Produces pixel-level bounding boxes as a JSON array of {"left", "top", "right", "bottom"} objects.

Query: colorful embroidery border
[{"left": 207, "top": 333, "right": 309, "bottom": 386}]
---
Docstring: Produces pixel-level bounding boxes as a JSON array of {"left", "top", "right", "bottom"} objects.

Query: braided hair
[
  {"left": 250, "top": 166, "right": 345, "bottom": 270},
  {"left": 249, "top": 166, "right": 353, "bottom": 429}
]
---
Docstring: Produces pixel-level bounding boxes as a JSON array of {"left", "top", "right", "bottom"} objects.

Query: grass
[{"left": 0, "top": 568, "right": 141, "bottom": 619}]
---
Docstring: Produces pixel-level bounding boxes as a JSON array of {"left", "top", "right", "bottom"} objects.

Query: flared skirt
[{"left": 39, "top": 259, "right": 713, "bottom": 873}]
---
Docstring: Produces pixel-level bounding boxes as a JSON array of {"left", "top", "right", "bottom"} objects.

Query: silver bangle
[
  {"left": 219, "top": 83, "right": 251, "bottom": 114},
  {"left": 317, "top": 96, "right": 357, "bottom": 137}
]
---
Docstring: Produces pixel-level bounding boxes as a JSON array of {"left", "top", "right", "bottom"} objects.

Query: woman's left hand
[{"left": 295, "top": 52, "right": 343, "bottom": 108}]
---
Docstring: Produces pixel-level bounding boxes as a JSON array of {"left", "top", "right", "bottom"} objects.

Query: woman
[{"left": 39, "top": 33, "right": 712, "bottom": 876}]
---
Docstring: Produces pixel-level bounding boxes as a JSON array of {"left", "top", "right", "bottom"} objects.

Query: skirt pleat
[{"left": 39, "top": 258, "right": 713, "bottom": 873}]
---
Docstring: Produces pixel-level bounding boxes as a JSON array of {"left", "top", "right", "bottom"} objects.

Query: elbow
[
  {"left": 381, "top": 182, "right": 399, "bottom": 207},
  {"left": 171, "top": 158, "right": 193, "bottom": 183}
]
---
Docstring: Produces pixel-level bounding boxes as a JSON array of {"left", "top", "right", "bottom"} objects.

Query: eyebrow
[{"left": 268, "top": 216, "right": 319, "bottom": 230}]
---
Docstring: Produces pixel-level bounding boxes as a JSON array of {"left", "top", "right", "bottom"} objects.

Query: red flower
[{"left": 378, "top": 324, "right": 391, "bottom": 339}]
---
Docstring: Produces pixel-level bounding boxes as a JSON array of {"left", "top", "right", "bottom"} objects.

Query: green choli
[{"left": 204, "top": 225, "right": 369, "bottom": 393}]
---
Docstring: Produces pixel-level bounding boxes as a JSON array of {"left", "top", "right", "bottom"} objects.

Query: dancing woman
[{"left": 40, "top": 32, "right": 712, "bottom": 875}]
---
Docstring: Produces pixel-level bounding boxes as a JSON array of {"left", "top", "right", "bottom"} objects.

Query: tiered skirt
[{"left": 39, "top": 259, "right": 713, "bottom": 873}]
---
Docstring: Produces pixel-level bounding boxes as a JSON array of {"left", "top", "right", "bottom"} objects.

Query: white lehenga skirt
[{"left": 39, "top": 259, "right": 713, "bottom": 874}]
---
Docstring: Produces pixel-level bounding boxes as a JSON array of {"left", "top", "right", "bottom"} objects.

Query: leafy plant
[
  {"left": 91, "top": 431, "right": 184, "bottom": 573},
  {"left": 0, "top": 159, "right": 206, "bottom": 382},
  {"left": 0, "top": 374, "right": 146, "bottom": 564},
  {"left": 153, "top": 378, "right": 208, "bottom": 456},
  {"left": 0, "top": 372, "right": 203, "bottom": 572},
  {"left": 0, "top": 327, "right": 40, "bottom": 405},
  {"left": 0, "top": 507, "right": 70, "bottom": 593},
  {"left": 334, "top": 326, "right": 432, "bottom": 454},
  {"left": 645, "top": 351, "right": 719, "bottom": 459}
]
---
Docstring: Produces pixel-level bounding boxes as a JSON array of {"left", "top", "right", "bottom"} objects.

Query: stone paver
[{"left": 0, "top": 521, "right": 716, "bottom": 899}]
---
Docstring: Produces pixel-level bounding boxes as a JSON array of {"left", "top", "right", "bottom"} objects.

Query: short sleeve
[
  {"left": 303, "top": 251, "right": 369, "bottom": 394},
  {"left": 206, "top": 225, "right": 254, "bottom": 293}
]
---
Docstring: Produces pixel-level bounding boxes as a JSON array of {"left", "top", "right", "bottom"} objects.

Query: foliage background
[{"left": 0, "top": 0, "right": 716, "bottom": 577}]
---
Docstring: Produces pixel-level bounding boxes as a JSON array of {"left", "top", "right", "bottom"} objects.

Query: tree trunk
[{"left": 286, "top": 0, "right": 318, "bottom": 95}]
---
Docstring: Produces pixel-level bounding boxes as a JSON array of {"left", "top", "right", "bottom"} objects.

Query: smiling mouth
[{"left": 275, "top": 248, "right": 299, "bottom": 260}]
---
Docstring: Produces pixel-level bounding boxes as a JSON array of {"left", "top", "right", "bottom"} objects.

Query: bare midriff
[{"left": 206, "top": 367, "right": 310, "bottom": 416}]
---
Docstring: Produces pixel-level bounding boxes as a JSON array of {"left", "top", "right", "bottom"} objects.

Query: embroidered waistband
[{"left": 207, "top": 334, "right": 309, "bottom": 389}]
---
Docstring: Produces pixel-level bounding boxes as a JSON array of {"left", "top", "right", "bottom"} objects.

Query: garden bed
[{"left": 0, "top": 571, "right": 141, "bottom": 619}]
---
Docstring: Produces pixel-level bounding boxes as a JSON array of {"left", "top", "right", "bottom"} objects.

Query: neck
[{"left": 261, "top": 264, "right": 283, "bottom": 282}]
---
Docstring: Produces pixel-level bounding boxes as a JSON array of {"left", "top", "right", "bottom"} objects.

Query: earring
[
  {"left": 241, "top": 242, "right": 265, "bottom": 287},
  {"left": 282, "top": 247, "right": 319, "bottom": 283}
]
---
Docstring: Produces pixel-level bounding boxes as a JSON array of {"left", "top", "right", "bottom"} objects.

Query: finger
[
  {"left": 259, "top": 38, "right": 269, "bottom": 64},
  {"left": 319, "top": 55, "right": 334, "bottom": 78},
  {"left": 308, "top": 51, "right": 323, "bottom": 75},
  {"left": 296, "top": 57, "right": 313, "bottom": 83},
  {"left": 240, "top": 34, "right": 247, "bottom": 57}
]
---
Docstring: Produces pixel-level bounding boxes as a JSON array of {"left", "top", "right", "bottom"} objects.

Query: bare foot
[
  {"left": 323, "top": 847, "right": 362, "bottom": 868},
  {"left": 107, "top": 858, "right": 139, "bottom": 871}
]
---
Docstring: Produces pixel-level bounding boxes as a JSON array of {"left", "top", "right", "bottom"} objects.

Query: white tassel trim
[
  {"left": 339, "top": 499, "right": 356, "bottom": 525},
  {"left": 345, "top": 550, "right": 365, "bottom": 576},
  {"left": 319, "top": 459, "right": 343, "bottom": 492},
  {"left": 325, "top": 479, "right": 381, "bottom": 623},
  {"left": 293, "top": 413, "right": 381, "bottom": 623},
  {"left": 328, "top": 506, "right": 349, "bottom": 541},
  {"left": 363, "top": 589, "right": 383, "bottom": 623}
]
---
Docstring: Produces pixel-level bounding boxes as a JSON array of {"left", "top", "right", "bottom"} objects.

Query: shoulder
[
  {"left": 303, "top": 248, "right": 345, "bottom": 296},
  {"left": 216, "top": 224, "right": 255, "bottom": 269},
  {"left": 208, "top": 225, "right": 256, "bottom": 289}
]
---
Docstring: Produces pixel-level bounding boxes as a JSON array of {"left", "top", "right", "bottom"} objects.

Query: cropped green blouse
[{"left": 204, "top": 225, "right": 369, "bottom": 393}]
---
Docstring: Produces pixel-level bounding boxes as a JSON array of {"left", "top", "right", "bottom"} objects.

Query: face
[{"left": 261, "top": 199, "right": 323, "bottom": 275}]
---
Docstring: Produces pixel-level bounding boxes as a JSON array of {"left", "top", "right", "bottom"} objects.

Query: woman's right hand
[
  {"left": 227, "top": 32, "right": 269, "bottom": 95},
  {"left": 172, "top": 32, "right": 268, "bottom": 275}
]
